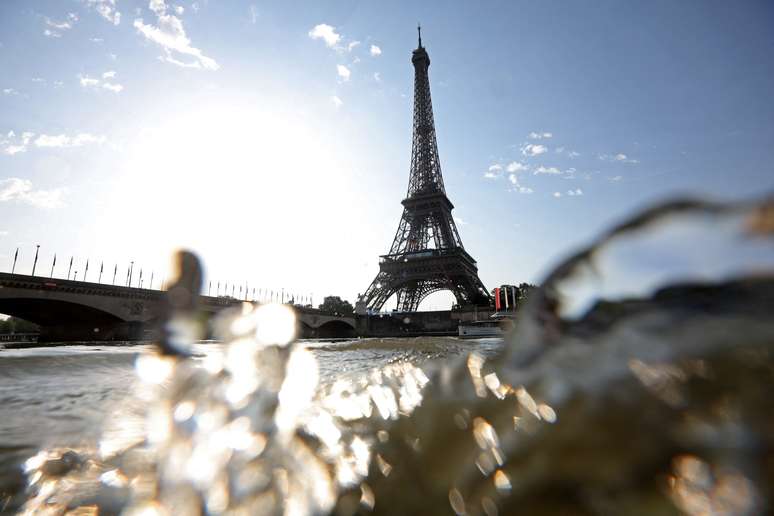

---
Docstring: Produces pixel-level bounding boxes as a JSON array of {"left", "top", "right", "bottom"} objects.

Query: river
[{"left": 0, "top": 337, "right": 504, "bottom": 513}]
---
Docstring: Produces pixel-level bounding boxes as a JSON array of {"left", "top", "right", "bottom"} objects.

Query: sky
[{"left": 1, "top": 0, "right": 773, "bottom": 311}]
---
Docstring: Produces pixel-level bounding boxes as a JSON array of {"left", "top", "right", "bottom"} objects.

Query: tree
[
  {"left": 0, "top": 316, "right": 40, "bottom": 334},
  {"left": 318, "top": 296, "right": 354, "bottom": 315}
]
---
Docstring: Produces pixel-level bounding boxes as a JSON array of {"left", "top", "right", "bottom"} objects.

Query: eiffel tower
[{"left": 359, "top": 27, "right": 491, "bottom": 313}]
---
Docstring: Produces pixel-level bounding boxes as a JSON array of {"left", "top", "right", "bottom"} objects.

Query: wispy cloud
[
  {"left": 521, "top": 143, "right": 548, "bottom": 157},
  {"left": 534, "top": 165, "right": 561, "bottom": 175},
  {"left": 330, "top": 95, "right": 343, "bottom": 108},
  {"left": 370, "top": 44, "right": 382, "bottom": 56},
  {"left": 553, "top": 192, "right": 562, "bottom": 198},
  {"left": 83, "top": 0, "right": 121, "bottom": 25},
  {"left": 529, "top": 131, "right": 552, "bottom": 140},
  {"left": 484, "top": 164, "right": 502, "bottom": 179},
  {"left": 134, "top": 0, "right": 219, "bottom": 70},
  {"left": 35, "top": 133, "right": 107, "bottom": 148},
  {"left": 248, "top": 5, "right": 258, "bottom": 24},
  {"left": 2, "top": 130, "right": 106, "bottom": 155},
  {"left": 0, "top": 178, "right": 66, "bottom": 209},
  {"left": 599, "top": 153, "right": 639, "bottom": 164},
  {"left": 337, "top": 64, "right": 351, "bottom": 81},
  {"left": 1, "top": 131, "right": 34, "bottom": 155},
  {"left": 347, "top": 40, "right": 360, "bottom": 52},
  {"left": 555, "top": 146, "right": 580, "bottom": 158},
  {"left": 454, "top": 216, "right": 467, "bottom": 225},
  {"left": 43, "top": 13, "right": 79, "bottom": 38},
  {"left": 609, "top": 175, "right": 623, "bottom": 182},
  {"left": 308, "top": 24, "right": 341, "bottom": 48},
  {"left": 567, "top": 188, "right": 583, "bottom": 196},
  {"left": 78, "top": 72, "right": 123, "bottom": 92},
  {"left": 373, "top": 72, "right": 382, "bottom": 83},
  {"left": 508, "top": 174, "right": 533, "bottom": 194},
  {"left": 2, "top": 88, "right": 19, "bottom": 96},
  {"left": 506, "top": 161, "right": 528, "bottom": 173}
]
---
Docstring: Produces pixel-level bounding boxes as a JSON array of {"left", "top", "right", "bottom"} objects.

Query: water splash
[{"left": 19, "top": 197, "right": 774, "bottom": 515}]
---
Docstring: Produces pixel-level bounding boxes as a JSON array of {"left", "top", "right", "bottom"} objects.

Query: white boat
[{"left": 458, "top": 312, "right": 515, "bottom": 338}]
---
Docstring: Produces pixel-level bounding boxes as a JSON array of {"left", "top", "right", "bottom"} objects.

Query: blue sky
[{"left": 1, "top": 0, "right": 773, "bottom": 310}]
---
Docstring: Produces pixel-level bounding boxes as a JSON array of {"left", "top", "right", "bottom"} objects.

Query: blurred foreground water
[{"left": 4, "top": 197, "right": 774, "bottom": 515}]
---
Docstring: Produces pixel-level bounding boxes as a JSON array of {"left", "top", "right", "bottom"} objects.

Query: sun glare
[{"left": 106, "top": 99, "right": 359, "bottom": 294}]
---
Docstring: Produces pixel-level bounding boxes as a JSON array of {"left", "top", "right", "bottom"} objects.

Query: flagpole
[
  {"left": 11, "top": 247, "right": 18, "bottom": 274},
  {"left": 67, "top": 256, "right": 73, "bottom": 280},
  {"left": 84, "top": 260, "right": 89, "bottom": 282},
  {"left": 50, "top": 254, "right": 56, "bottom": 278},
  {"left": 98, "top": 262, "right": 103, "bottom": 284},
  {"left": 31, "top": 245, "right": 40, "bottom": 276}
]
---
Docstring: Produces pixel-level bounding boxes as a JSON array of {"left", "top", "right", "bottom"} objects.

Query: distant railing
[{"left": 0, "top": 332, "right": 39, "bottom": 342}]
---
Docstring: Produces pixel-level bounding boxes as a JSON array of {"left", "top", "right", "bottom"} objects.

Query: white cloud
[
  {"left": 556, "top": 146, "right": 580, "bottom": 158},
  {"left": 506, "top": 173, "right": 533, "bottom": 193},
  {"left": 599, "top": 153, "right": 639, "bottom": 164},
  {"left": 337, "top": 64, "right": 351, "bottom": 81},
  {"left": 506, "top": 161, "right": 528, "bottom": 173},
  {"left": 330, "top": 95, "right": 343, "bottom": 108},
  {"left": 609, "top": 175, "right": 623, "bottom": 182},
  {"left": 534, "top": 165, "right": 561, "bottom": 175},
  {"left": 133, "top": 2, "right": 219, "bottom": 70},
  {"left": 1, "top": 131, "right": 33, "bottom": 155},
  {"left": 35, "top": 134, "right": 70, "bottom": 147},
  {"left": 529, "top": 131, "right": 552, "bottom": 140},
  {"left": 454, "top": 216, "right": 467, "bottom": 225},
  {"left": 2, "top": 88, "right": 19, "bottom": 95},
  {"left": 33, "top": 132, "right": 106, "bottom": 148},
  {"left": 79, "top": 73, "right": 123, "bottom": 92},
  {"left": 249, "top": 5, "right": 258, "bottom": 24},
  {"left": 43, "top": 15, "right": 77, "bottom": 37},
  {"left": 373, "top": 72, "right": 381, "bottom": 83},
  {"left": 79, "top": 75, "right": 100, "bottom": 87},
  {"left": 553, "top": 192, "right": 562, "bottom": 198},
  {"left": 84, "top": 0, "right": 121, "bottom": 25},
  {"left": 521, "top": 143, "right": 548, "bottom": 157},
  {"left": 484, "top": 163, "right": 502, "bottom": 179},
  {"left": 90, "top": 37, "right": 104, "bottom": 43},
  {"left": 370, "top": 44, "right": 382, "bottom": 56},
  {"left": 308, "top": 24, "right": 341, "bottom": 48},
  {"left": 0, "top": 178, "right": 65, "bottom": 209},
  {"left": 31, "top": 77, "right": 45, "bottom": 83},
  {"left": 566, "top": 188, "right": 583, "bottom": 196},
  {"left": 347, "top": 40, "right": 360, "bottom": 52}
]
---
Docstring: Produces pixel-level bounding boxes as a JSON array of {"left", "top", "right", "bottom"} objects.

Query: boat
[{"left": 458, "top": 312, "right": 515, "bottom": 338}]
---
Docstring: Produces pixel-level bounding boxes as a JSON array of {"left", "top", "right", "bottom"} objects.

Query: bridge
[{"left": 0, "top": 272, "right": 356, "bottom": 342}]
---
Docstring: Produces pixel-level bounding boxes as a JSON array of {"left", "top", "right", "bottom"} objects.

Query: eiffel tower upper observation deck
[{"left": 358, "top": 27, "right": 491, "bottom": 313}]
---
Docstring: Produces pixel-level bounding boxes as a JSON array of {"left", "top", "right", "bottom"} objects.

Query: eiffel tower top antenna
[{"left": 417, "top": 23, "right": 422, "bottom": 48}]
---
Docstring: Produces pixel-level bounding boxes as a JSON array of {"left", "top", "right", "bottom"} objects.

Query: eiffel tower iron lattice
[{"left": 359, "top": 27, "right": 491, "bottom": 313}]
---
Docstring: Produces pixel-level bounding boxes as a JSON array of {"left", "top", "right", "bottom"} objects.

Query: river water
[{"left": 0, "top": 337, "right": 503, "bottom": 512}]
